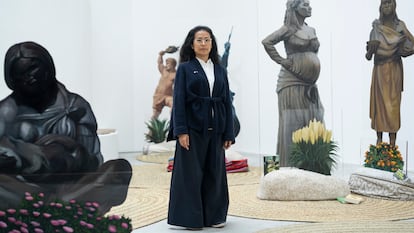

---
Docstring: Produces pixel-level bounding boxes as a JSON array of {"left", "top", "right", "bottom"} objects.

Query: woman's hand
[
  {"left": 223, "top": 140, "right": 232, "bottom": 150},
  {"left": 280, "top": 58, "right": 292, "bottom": 70},
  {"left": 178, "top": 134, "right": 190, "bottom": 150}
]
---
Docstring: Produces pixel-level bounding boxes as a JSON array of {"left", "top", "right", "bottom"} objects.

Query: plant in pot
[
  {"left": 143, "top": 118, "right": 170, "bottom": 154},
  {"left": 289, "top": 119, "right": 338, "bottom": 175}
]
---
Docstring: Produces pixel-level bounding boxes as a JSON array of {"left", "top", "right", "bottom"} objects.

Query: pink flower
[
  {"left": 32, "top": 211, "right": 41, "bottom": 217},
  {"left": 109, "top": 215, "right": 121, "bottom": 220},
  {"left": 92, "top": 202, "right": 99, "bottom": 208},
  {"left": 51, "top": 220, "right": 61, "bottom": 226},
  {"left": 58, "top": 219, "right": 67, "bottom": 225},
  {"left": 121, "top": 222, "right": 129, "bottom": 229},
  {"left": 62, "top": 226, "right": 74, "bottom": 233},
  {"left": 20, "top": 226, "right": 29, "bottom": 233},
  {"left": 108, "top": 225, "right": 117, "bottom": 233},
  {"left": 42, "top": 213, "right": 52, "bottom": 218},
  {"left": 31, "top": 221, "right": 41, "bottom": 227},
  {"left": 0, "top": 211, "right": 5, "bottom": 217},
  {"left": 8, "top": 217, "right": 16, "bottom": 223},
  {"left": 7, "top": 209, "right": 16, "bottom": 214},
  {"left": 25, "top": 195, "right": 34, "bottom": 201},
  {"left": 86, "top": 223, "right": 94, "bottom": 229},
  {"left": 19, "top": 209, "right": 29, "bottom": 215},
  {"left": 0, "top": 221, "right": 8, "bottom": 228},
  {"left": 34, "top": 228, "right": 44, "bottom": 233}
]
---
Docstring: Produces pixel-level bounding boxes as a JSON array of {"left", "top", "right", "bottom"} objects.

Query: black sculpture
[
  {"left": 220, "top": 26, "right": 240, "bottom": 138},
  {"left": 0, "top": 41, "right": 132, "bottom": 214}
]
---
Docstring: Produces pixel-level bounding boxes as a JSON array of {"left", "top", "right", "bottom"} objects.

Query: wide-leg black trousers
[{"left": 167, "top": 129, "right": 229, "bottom": 228}]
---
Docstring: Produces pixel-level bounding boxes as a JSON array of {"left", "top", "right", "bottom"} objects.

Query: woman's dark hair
[{"left": 179, "top": 25, "right": 220, "bottom": 64}]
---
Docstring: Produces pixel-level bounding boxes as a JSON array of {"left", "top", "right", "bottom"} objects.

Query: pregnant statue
[{"left": 262, "top": 0, "right": 324, "bottom": 167}]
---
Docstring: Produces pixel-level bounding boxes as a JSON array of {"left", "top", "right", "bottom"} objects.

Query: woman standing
[
  {"left": 262, "top": 0, "right": 324, "bottom": 167},
  {"left": 167, "top": 25, "right": 235, "bottom": 229},
  {"left": 366, "top": 0, "right": 414, "bottom": 147}
]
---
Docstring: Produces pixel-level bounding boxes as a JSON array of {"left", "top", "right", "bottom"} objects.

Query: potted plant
[
  {"left": 144, "top": 118, "right": 169, "bottom": 144},
  {"left": 290, "top": 119, "right": 338, "bottom": 175}
]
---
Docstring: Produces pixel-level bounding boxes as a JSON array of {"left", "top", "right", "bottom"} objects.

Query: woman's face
[
  {"left": 381, "top": 0, "right": 395, "bottom": 16},
  {"left": 296, "top": 0, "right": 312, "bottom": 18},
  {"left": 11, "top": 57, "right": 50, "bottom": 97},
  {"left": 192, "top": 30, "right": 212, "bottom": 61}
]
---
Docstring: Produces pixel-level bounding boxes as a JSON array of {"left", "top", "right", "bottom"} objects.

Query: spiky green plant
[
  {"left": 289, "top": 119, "right": 338, "bottom": 175},
  {"left": 144, "top": 118, "right": 169, "bottom": 143}
]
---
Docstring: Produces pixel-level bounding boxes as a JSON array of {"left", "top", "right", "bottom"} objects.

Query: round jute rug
[
  {"left": 107, "top": 187, "right": 169, "bottom": 229},
  {"left": 136, "top": 152, "right": 173, "bottom": 164},
  {"left": 130, "top": 164, "right": 171, "bottom": 189},
  {"left": 256, "top": 221, "right": 414, "bottom": 233},
  {"left": 229, "top": 184, "right": 414, "bottom": 222},
  {"left": 129, "top": 164, "right": 261, "bottom": 189}
]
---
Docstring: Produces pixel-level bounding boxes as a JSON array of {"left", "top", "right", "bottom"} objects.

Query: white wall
[
  {"left": 0, "top": 0, "right": 413, "bottom": 171},
  {"left": 0, "top": 0, "right": 92, "bottom": 99}
]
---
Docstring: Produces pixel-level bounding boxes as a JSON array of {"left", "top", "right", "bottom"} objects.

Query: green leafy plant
[
  {"left": 0, "top": 192, "right": 132, "bottom": 232},
  {"left": 144, "top": 118, "right": 169, "bottom": 143},
  {"left": 364, "top": 142, "right": 404, "bottom": 172},
  {"left": 289, "top": 119, "right": 338, "bottom": 175}
]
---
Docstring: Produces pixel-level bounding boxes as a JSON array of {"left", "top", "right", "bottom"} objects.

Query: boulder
[{"left": 257, "top": 167, "right": 350, "bottom": 201}]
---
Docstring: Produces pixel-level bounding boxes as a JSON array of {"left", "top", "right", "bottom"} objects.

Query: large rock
[{"left": 257, "top": 167, "right": 350, "bottom": 201}]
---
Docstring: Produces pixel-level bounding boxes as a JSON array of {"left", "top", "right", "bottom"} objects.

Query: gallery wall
[{"left": 0, "top": 0, "right": 413, "bottom": 170}]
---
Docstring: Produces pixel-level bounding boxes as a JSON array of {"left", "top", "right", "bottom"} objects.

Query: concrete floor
[{"left": 118, "top": 151, "right": 413, "bottom": 233}]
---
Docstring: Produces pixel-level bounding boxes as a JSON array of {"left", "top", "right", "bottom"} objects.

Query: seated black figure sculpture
[{"left": 0, "top": 41, "right": 132, "bottom": 215}]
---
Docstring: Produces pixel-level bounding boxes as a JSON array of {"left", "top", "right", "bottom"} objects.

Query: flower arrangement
[
  {"left": 0, "top": 192, "right": 132, "bottom": 233},
  {"left": 290, "top": 119, "right": 338, "bottom": 175},
  {"left": 364, "top": 142, "right": 404, "bottom": 172}
]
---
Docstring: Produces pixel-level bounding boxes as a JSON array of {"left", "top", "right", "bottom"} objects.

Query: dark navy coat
[{"left": 168, "top": 58, "right": 235, "bottom": 143}]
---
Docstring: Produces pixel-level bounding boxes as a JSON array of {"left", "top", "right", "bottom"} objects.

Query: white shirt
[{"left": 196, "top": 57, "right": 215, "bottom": 96}]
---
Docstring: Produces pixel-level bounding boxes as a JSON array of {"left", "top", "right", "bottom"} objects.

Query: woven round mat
[
  {"left": 136, "top": 152, "right": 173, "bottom": 164},
  {"left": 229, "top": 184, "right": 414, "bottom": 222},
  {"left": 129, "top": 164, "right": 261, "bottom": 189},
  {"left": 130, "top": 164, "right": 171, "bottom": 189},
  {"left": 256, "top": 221, "right": 414, "bottom": 233},
  {"left": 107, "top": 187, "right": 169, "bottom": 229}
]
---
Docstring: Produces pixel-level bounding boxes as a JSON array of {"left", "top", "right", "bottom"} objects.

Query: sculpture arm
[
  {"left": 262, "top": 26, "right": 292, "bottom": 67},
  {"left": 400, "top": 20, "right": 414, "bottom": 57},
  {"left": 158, "top": 51, "right": 166, "bottom": 73}
]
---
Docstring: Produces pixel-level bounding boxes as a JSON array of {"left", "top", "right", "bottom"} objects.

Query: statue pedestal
[{"left": 97, "top": 128, "right": 119, "bottom": 162}]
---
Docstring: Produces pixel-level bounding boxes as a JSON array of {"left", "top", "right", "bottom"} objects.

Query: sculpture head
[
  {"left": 165, "top": 58, "right": 177, "bottom": 71},
  {"left": 284, "top": 0, "right": 311, "bottom": 30},
  {"left": 4, "top": 41, "right": 57, "bottom": 102},
  {"left": 379, "top": 0, "right": 398, "bottom": 21}
]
